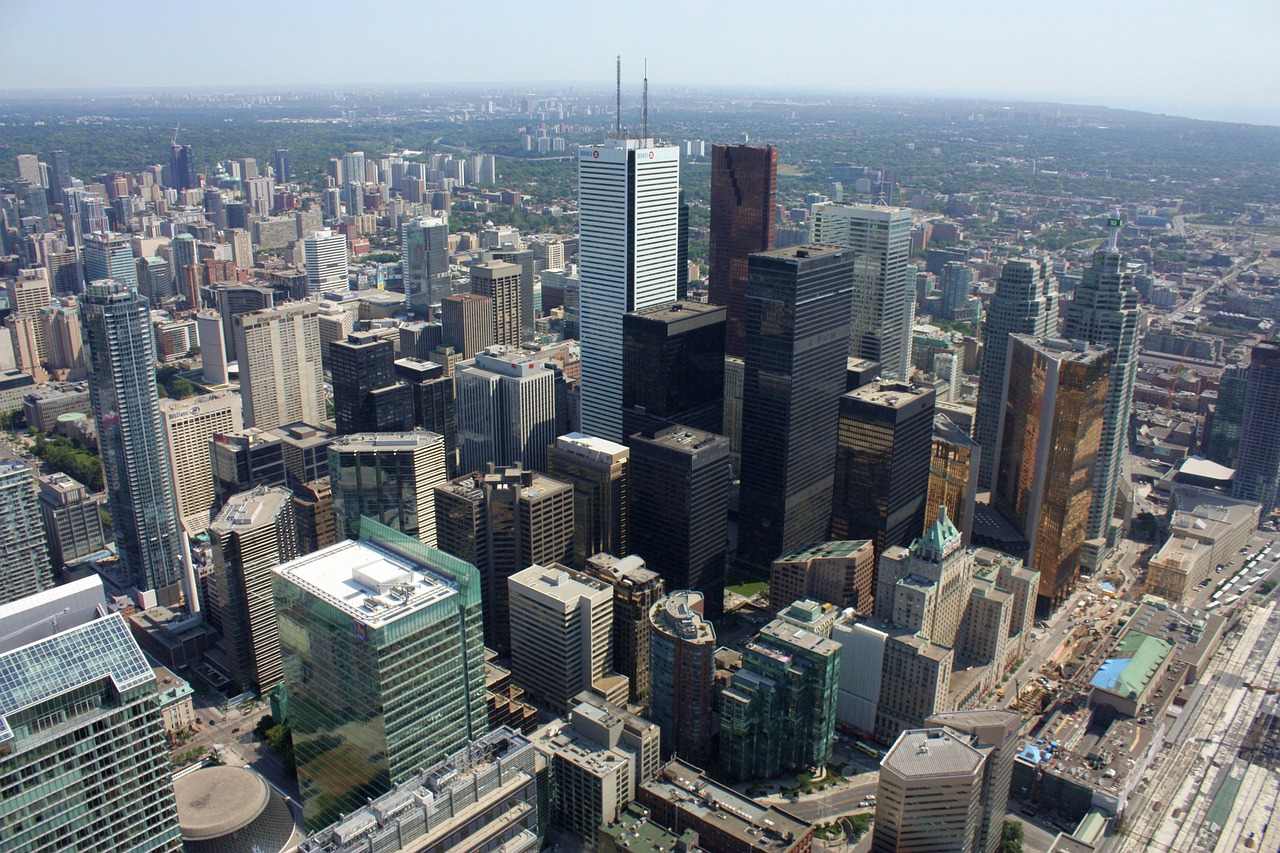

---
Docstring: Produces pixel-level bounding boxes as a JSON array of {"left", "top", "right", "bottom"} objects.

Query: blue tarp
[
  {"left": 1019, "top": 745, "right": 1044, "bottom": 764},
  {"left": 1090, "top": 657, "right": 1129, "bottom": 690}
]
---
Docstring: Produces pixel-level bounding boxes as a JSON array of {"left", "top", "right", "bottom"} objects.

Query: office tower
[
  {"left": 1062, "top": 222, "right": 1142, "bottom": 567},
  {"left": 585, "top": 553, "right": 665, "bottom": 703},
  {"left": 40, "top": 300, "right": 82, "bottom": 379},
  {"left": 709, "top": 144, "right": 777, "bottom": 358},
  {"left": 992, "top": 336, "right": 1110, "bottom": 611},
  {"left": 245, "top": 176, "right": 274, "bottom": 216},
  {"left": 209, "top": 486, "right": 297, "bottom": 695},
  {"left": 48, "top": 149, "right": 71, "bottom": 191},
  {"left": 830, "top": 381, "right": 936, "bottom": 561},
  {"left": 46, "top": 248, "right": 81, "bottom": 296},
  {"left": 1206, "top": 364, "right": 1247, "bottom": 468},
  {"left": 489, "top": 247, "right": 537, "bottom": 340},
  {"left": 809, "top": 202, "right": 914, "bottom": 380},
  {"left": 160, "top": 391, "right": 242, "bottom": 534},
  {"left": 169, "top": 232, "right": 201, "bottom": 308},
  {"left": 722, "top": 355, "right": 744, "bottom": 466},
  {"left": 8, "top": 313, "right": 47, "bottom": 381},
  {"left": 578, "top": 138, "right": 681, "bottom": 442},
  {"left": 274, "top": 148, "right": 290, "bottom": 184},
  {"left": 628, "top": 425, "right": 730, "bottom": 620},
  {"left": 195, "top": 309, "right": 228, "bottom": 385},
  {"left": 939, "top": 260, "right": 975, "bottom": 320},
  {"left": 203, "top": 188, "right": 228, "bottom": 230},
  {"left": 341, "top": 151, "right": 365, "bottom": 190},
  {"left": 470, "top": 260, "right": 523, "bottom": 347},
  {"left": 394, "top": 357, "right": 457, "bottom": 473},
  {"left": 873, "top": 727, "right": 989, "bottom": 853},
  {"left": 621, "top": 300, "right": 726, "bottom": 437},
  {"left": 508, "top": 563, "right": 627, "bottom": 712},
  {"left": 676, "top": 189, "right": 690, "bottom": 300},
  {"left": 6, "top": 268, "right": 51, "bottom": 367},
  {"left": 0, "top": 462, "right": 53, "bottom": 604},
  {"left": 719, "top": 616, "right": 842, "bottom": 780},
  {"left": 547, "top": 432, "right": 630, "bottom": 568},
  {"left": 136, "top": 255, "right": 174, "bottom": 303},
  {"left": 924, "top": 710, "right": 1021, "bottom": 853},
  {"left": 455, "top": 346, "right": 556, "bottom": 473},
  {"left": 37, "top": 472, "right": 105, "bottom": 570},
  {"left": 441, "top": 292, "right": 494, "bottom": 359},
  {"left": 771, "top": 539, "right": 876, "bottom": 612},
  {"left": 399, "top": 321, "right": 443, "bottom": 362},
  {"left": 928, "top": 413, "right": 980, "bottom": 545},
  {"left": 401, "top": 216, "right": 449, "bottom": 316},
  {"left": 170, "top": 142, "right": 198, "bottom": 190},
  {"left": 235, "top": 303, "right": 325, "bottom": 429},
  {"left": 83, "top": 230, "right": 137, "bottom": 287},
  {"left": 15, "top": 153, "right": 42, "bottom": 185},
  {"left": 82, "top": 279, "right": 186, "bottom": 604},
  {"left": 973, "top": 257, "right": 1059, "bottom": 487},
  {"left": 292, "top": 477, "right": 337, "bottom": 556},
  {"left": 228, "top": 227, "right": 254, "bottom": 270},
  {"left": 303, "top": 229, "right": 349, "bottom": 295},
  {"left": 647, "top": 590, "right": 715, "bottom": 766},
  {"left": 273, "top": 520, "right": 488, "bottom": 831},
  {"left": 330, "top": 331, "right": 413, "bottom": 435},
  {"left": 737, "top": 245, "right": 854, "bottom": 575},
  {"left": 329, "top": 431, "right": 447, "bottom": 545},
  {"left": 0, "top": 582, "right": 182, "bottom": 853},
  {"left": 434, "top": 467, "right": 574, "bottom": 653},
  {"left": 1234, "top": 341, "right": 1280, "bottom": 517},
  {"left": 213, "top": 282, "right": 274, "bottom": 362}
]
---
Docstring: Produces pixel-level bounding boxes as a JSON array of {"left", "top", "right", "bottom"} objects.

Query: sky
[{"left": 5, "top": 0, "right": 1279, "bottom": 126}]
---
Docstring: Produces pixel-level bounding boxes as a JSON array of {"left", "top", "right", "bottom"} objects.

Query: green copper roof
[{"left": 1089, "top": 631, "right": 1174, "bottom": 699}]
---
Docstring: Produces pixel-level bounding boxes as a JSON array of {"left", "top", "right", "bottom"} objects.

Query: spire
[
  {"left": 1105, "top": 208, "right": 1122, "bottom": 253},
  {"left": 642, "top": 59, "right": 649, "bottom": 141}
]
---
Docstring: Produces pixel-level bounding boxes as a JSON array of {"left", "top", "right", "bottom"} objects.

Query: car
[{"left": 232, "top": 727, "right": 240, "bottom": 733}]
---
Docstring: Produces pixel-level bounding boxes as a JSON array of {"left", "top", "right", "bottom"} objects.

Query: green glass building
[{"left": 273, "top": 518, "right": 487, "bottom": 831}]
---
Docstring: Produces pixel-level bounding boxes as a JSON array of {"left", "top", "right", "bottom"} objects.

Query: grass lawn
[{"left": 727, "top": 580, "right": 768, "bottom": 597}]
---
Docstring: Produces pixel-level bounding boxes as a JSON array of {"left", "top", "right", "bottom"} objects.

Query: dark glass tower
[
  {"left": 1233, "top": 341, "right": 1280, "bottom": 519},
  {"left": 622, "top": 300, "right": 726, "bottom": 438},
  {"left": 274, "top": 148, "right": 291, "bottom": 185},
  {"left": 677, "top": 189, "right": 690, "bottom": 301},
  {"left": 169, "top": 143, "right": 198, "bottom": 191},
  {"left": 1205, "top": 364, "right": 1247, "bottom": 467},
  {"left": 736, "top": 245, "right": 854, "bottom": 575},
  {"left": 709, "top": 144, "right": 777, "bottom": 358},
  {"left": 330, "top": 331, "right": 413, "bottom": 435},
  {"left": 394, "top": 357, "right": 458, "bottom": 477}
]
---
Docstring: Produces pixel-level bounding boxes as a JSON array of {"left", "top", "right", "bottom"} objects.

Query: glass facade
[
  {"left": 329, "top": 432, "right": 445, "bottom": 545},
  {"left": 621, "top": 301, "right": 727, "bottom": 438},
  {"left": 709, "top": 144, "right": 778, "bottom": 359}
]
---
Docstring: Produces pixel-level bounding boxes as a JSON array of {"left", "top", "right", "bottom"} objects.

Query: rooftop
[
  {"left": 510, "top": 563, "right": 611, "bottom": 607},
  {"left": 600, "top": 803, "right": 702, "bottom": 852},
  {"left": 208, "top": 485, "right": 292, "bottom": 535},
  {"left": 328, "top": 430, "right": 441, "bottom": 453},
  {"left": 1089, "top": 632, "right": 1174, "bottom": 699},
  {"left": 554, "top": 431, "right": 630, "bottom": 463},
  {"left": 774, "top": 540, "right": 873, "bottom": 563},
  {"left": 173, "top": 766, "right": 269, "bottom": 840},
  {"left": 882, "top": 727, "right": 986, "bottom": 779},
  {"left": 654, "top": 592, "right": 716, "bottom": 644},
  {"left": 845, "top": 380, "right": 933, "bottom": 409}
]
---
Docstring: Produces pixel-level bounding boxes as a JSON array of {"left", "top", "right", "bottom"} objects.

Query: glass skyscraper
[
  {"left": 401, "top": 216, "right": 450, "bottom": 317},
  {"left": 82, "top": 231, "right": 137, "bottom": 288},
  {"left": 273, "top": 518, "right": 487, "bottom": 831},
  {"left": 0, "top": 461, "right": 53, "bottom": 605},
  {"left": 709, "top": 144, "right": 777, "bottom": 358}
]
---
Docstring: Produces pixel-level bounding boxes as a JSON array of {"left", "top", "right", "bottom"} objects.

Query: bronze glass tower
[{"left": 709, "top": 144, "right": 777, "bottom": 358}]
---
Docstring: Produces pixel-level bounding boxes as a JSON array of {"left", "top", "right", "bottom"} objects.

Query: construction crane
[
  {"left": 172, "top": 123, "right": 181, "bottom": 146},
  {"left": 1244, "top": 683, "right": 1280, "bottom": 694}
]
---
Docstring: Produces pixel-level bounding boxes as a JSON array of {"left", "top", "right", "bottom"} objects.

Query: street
[{"left": 176, "top": 692, "right": 299, "bottom": 802}]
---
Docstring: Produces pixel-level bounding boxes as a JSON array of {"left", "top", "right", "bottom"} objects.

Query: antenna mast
[
  {"left": 642, "top": 59, "right": 649, "bottom": 140},
  {"left": 615, "top": 55, "right": 622, "bottom": 138}
]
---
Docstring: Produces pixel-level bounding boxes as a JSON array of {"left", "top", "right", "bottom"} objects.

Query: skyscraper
[
  {"left": 274, "top": 148, "right": 291, "bottom": 185},
  {"left": 924, "top": 710, "right": 1022, "bottom": 853},
  {"left": 169, "top": 233, "right": 201, "bottom": 309},
  {"left": 209, "top": 485, "right": 298, "bottom": 695},
  {"left": 83, "top": 231, "right": 137, "bottom": 288},
  {"left": 0, "top": 462, "right": 52, "bottom": 605},
  {"left": 991, "top": 336, "right": 1111, "bottom": 611},
  {"left": 629, "top": 425, "right": 730, "bottom": 619},
  {"left": 48, "top": 149, "right": 72, "bottom": 192},
  {"left": 927, "top": 413, "right": 981, "bottom": 545},
  {"left": 973, "top": 257, "right": 1059, "bottom": 487},
  {"left": 1205, "top": 364, "right": 1247, "bottom": 468},
  {"left": 470, "top": 260, "right": 523, "bottom": 348},
  {"left": 455, "top": 346, "right": 556, "bottom": 474},
  {"left": 234, "top": 303, "right": 325, "bottom": 429},
  {"left": 737, "top": 245, "right": 854, "bottom": 575},
  {"left": 489, "top": 247, "right": 537, "bottom": 341},
  {"left": 82, "top": 279, "right": 186, "bottom": 604},
  {"left": 135, "top": 255, "right": 174, "bottom": 304},
  {"left": 709, "top": 143, "right": 777, "bottom": 358},
  {"left": 621, "top": 300, "right": 726, "bottom": 437},
  {"left": 169, "top": 142, "right": 198, "bottom": 191},
  {"left": 584, "top": 552, "right": 665, "bottom": 703},
  {"left": 1233, "top": 341, "right": 1280, "bottom": 518},
  {"left": 401, "top": 216, "right": 449, "bottom": 316},
  {"left": 441, "top": 292, "right": 494, "bottom": 359},
  {"left": 37, "top": 472, "right": 105, "bottom": 571},
  {"left": 1061, "top": 221, "right": 1142, "bottom": 568},
  {"left": 394, "top": 357, "right": 457, "bottom": 474},
  {"left": 159, "top": 391, "right": 242, "bottom": 534},
  {"left": 830, "top": 381, "right": 936, "bottom": 560},
  {"left": 809, "top": 202, "right": 914, "bottom": 380},
  {"left": 214, "top": 282, "right": 275, "bottom": 362},
  {"left": 578, "top": 139, "right": 681, "bottom": 442},
  {"left": 648, "top": 590, "right": 716, "bottom": 766},
  {"left": 872, "top": 727, "right": 989, "bottom": 853},
  {"left": 330, "top": 331, "right": 413, "bottom": 435},
  {"left": 547, "top": 432, "right": 630, "bottom": 568},
  {"left": 938, "top": 261, "right": 976, "bottom": 321},
  {"left": 329, "top": 431, "right": 447, "bottom": 545},
  {"left": 273, "top": 520, "right": 487, "bottom": 831},
  {"left": 303, "top": 229, "right": 349, "bottom": 295},
  {"left": 434, "top": 467, "right": 574, "bottom": 653}
]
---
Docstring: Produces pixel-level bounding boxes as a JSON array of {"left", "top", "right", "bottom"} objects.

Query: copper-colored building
[
  {"left": 709, "top": 144, "right": 776, "bottom": 358},
  {"left": 926, "top": 414, "right": 981, "bottom": 545}
]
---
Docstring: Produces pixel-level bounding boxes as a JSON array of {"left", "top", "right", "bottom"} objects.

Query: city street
[{"left": 177, "top": 693, "right": 299, "bottom": 801}]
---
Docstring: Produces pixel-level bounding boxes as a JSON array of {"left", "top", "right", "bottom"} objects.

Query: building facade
[
  {"left": 621, "top": 300, "right": 726, "bottom": 437},
  {"left": 709, "top": 144, "right": 778, "bottom": 359},
  {"left": 329, "top": 431, "right": 447, "bottom": 546},
  {"left": 235, "top": 303, "right": 325, "bottom": 430},
  {"left": 455, "top": 346, "right": 556, "bottom": 474},
  {"left": 547, "top": 432, "right": 630, "bottom": 568},
  {"left": 647, "top": 590, "right": 716, "bottom": 767}
]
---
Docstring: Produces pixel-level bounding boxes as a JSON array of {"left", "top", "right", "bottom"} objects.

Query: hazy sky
[{"left": 6, "top": 0, "right": 1278, "bottom": 126}]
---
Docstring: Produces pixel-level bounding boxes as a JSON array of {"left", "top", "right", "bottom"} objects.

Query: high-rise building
[
  {"left": 621, "top": 300, "right": 726, "bottom": 437},
  {"left": 578, "top": 139, "right": 681, "bottom": 442},
  {"left": 441, "top": 292, "right": 494, "bottom": 359},
  {"left": 1061, "top": 221, "right": 1142, "bottom": 568},
  {"left": 628, "top": 424, "right": 730, "bottom": 620},
  {"left": 7, "top": 269, "right": 51, "bottom": 368},
  {"left": 1233, "top": 341, "right": 1280, "bottom": 519},
  {"left": 1205, "top": 364, "right": 1247, "bottom": 468},
  {"left": 83, "top": 231, "right": 137, "bottom": 288},
  {"left": 455, "top": 346, "right": 556, "bottom": 474},
  {"left": 770, "top": 539, "right": 876, "bottom": 613},
  {"left": 330, "top": 331, "right": 413, "bottom": 435},
  {"left": 973, "top": 257, "right": 1059, "bottom": 487},
  {"left": 329, "top": 431, "right": 447, "bottom": 545},
  {"left": 872, "top": 727, "right": 989, "bottom": 853},
  {"left": 434, "top": 467, "right": 574, "bottom": 653},
  {"left": 273, "top": 520, "right": 487, "bottom": 831},
  {"left": 274, "top": 148, "right": 291, "bottom": 185},
  {"left": 928, "top": 413, "right": 981, "bottom": 545},
  {"left": 737, "top": 245, "right": 854, "bottom": 575},
  {"left": 469, "top": 260, "right": 523, "bottom": 348},
  {"left": 48, "top": 149, "right": 71, "bottom": 192},
  {"left": 37, "top": 472, "right": 105, "bottom": 571},
  {"left": 394, "top": 356, "right": 458, "bottom": 472},
  {"left": 14, "top": 153, "right": 42, "bottom": 185},
  {"left": 830, "top": 381, "right": 936, "bottom": 562},
  {"left": 584, "top": 553, "right": 665, "bottom": 703},
  {"left": 547, "top": 432, "right": 630, "bottom": 568},
  {"left": 489, "top": 247, "right": 537, "bottom": 340},
  {"left": 292, "top": 478, "right": 338, "bottom": 557},
  {"left": 169, "top": 143, "right": 198, "bottom": 190},
  {"left": 647, "top": 590, "right": 715, "bottom": 766},
  {"left": 0, "top": 462, "right": 52, "bottom": 605},
  {"left": 209, "top": 423, "right": 332, "bottom": 510},
  {"left": 235, "top": 303, "right": 325, "bottom": 429},
  {"left": 991, "top": 336, "right": 1111, "bottom": 611},
  {"left": 213, "top": 282, "right": 274, "bottom": 362},
  {"left": 924, "top": 710, "right": 1021, "bottom": 853},
  {"left": 809, "top": 202, "right": 914, "bottom": 380},
  {"left": 82, "top": 279, "right": 187, "bottom": 604},
  {"left": 401, "top": 216, "right": 450, "bottom": 317},
  {"left": 938, "top": 261, "right": 976, "bottom": 321},
  {"left": 398, "top": 321, "right": 443, "bottom": 362},
  {"left": 340, "top": 151, "right": 366, "bottom": 190},
  {"left": 209, "top": 485, "right": 297, "bottom": 695},
  {"left": 136, "top": 255, "right": 174, "bottom": 304},
  {"left": 303, "top": 229, "right": 349, "bottom": 295},
  {"left": 159, "top": 391, "right": 242, "bottom": 534},
  {"left": 0, "top": 580, "right": 183, "bottom": 853},
  {"left": 508, "top": 563, "right": 627, "bottom": 713},
  {"left": 168, "top": 233, "right": 201, "bottom": 308},
  {"left": 709, "top": 144, "right": 777, "bottom": 358}
]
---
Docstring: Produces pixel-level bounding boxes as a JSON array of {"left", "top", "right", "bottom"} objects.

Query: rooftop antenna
[
  {"left": 615, "top": 55, "right": 622, "bottom": 138},
  {"left": 642, "top": 59, "right": 649, "bottom": 141},
  {"left": 1105, "top": 207, "right": 1122, "bottom": 252}
]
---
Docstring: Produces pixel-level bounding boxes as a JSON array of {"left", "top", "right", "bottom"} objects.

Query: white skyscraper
[
  {"left": 810, "top": 202, "right": 915, "bottom": 381},
  {"left": 578, "top": 139, "right": 680, "bottom": 442},
  {"left": 303, "top": 229, "right": 350, "bottom": 295},
  {"left": 455, "top": 345, "right": 557, "bottom": 474},
  {"left": 159, "top": 391, "right": 243, "bottom": 534}
]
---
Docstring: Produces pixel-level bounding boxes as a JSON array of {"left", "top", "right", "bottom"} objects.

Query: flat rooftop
[
  {"left": 775, "top": 539, "right": 872, "bottom": 563},
  {"left": 274, "top": 539, "right": 458, "bottom": 629},
  {"left": 883, "top": 728, "right": 986, "bottom": 779},
  {"left": 555, "top": 432, "right": 628, "bottom": 462}
]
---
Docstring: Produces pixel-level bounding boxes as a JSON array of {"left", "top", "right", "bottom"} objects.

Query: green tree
[{"left": 1001, "top": 819, "right": 1024, "bottom": 853}]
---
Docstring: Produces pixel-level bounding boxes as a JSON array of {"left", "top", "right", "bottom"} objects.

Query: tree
[{"left": 1001, "top": 819, "right": 1024, "bottom": 853}]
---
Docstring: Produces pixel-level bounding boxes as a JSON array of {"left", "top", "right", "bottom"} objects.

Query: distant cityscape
[{"left": 1, "top": 81, "right": 1280, "bottom": 853}]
